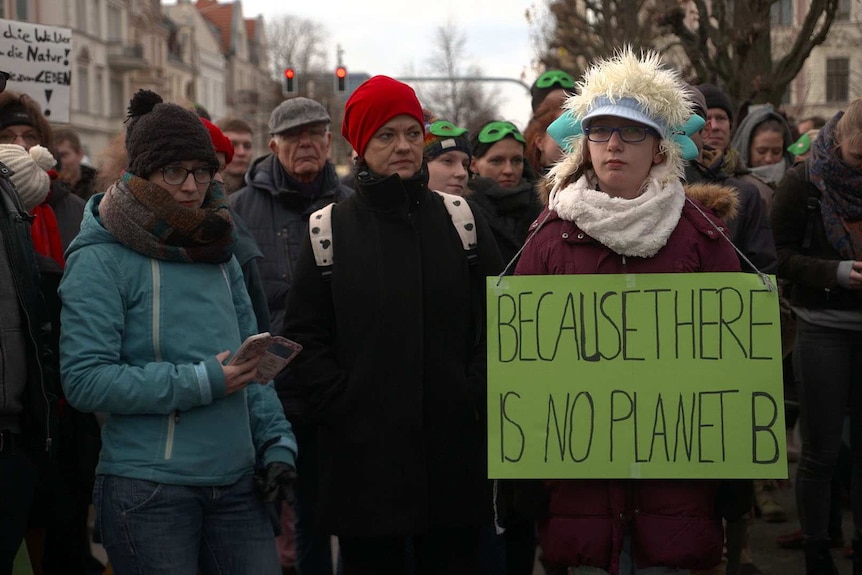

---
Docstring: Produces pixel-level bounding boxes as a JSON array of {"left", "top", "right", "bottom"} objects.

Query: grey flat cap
[{"left": 269, "top": 97, "right": 331, "bottom": 134}]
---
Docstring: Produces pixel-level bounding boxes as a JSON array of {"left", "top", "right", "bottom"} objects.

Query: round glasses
[
  {"left": 477, "top": 121, "right": 525, "bottom": 144},
  {"left": 535, "top": 70, "right": 575, "bottom": 90},
  {"left": 584, "top": 125, "right": 659, "bottom": 143},
  {"left": 428, "top": 120, "right": 468, "bottom": 138},
  {"left": 161, "top": 166, "right": 215, "bottom": 185},
  {"left": 0, "top": 71, "right": 9, "bottom": 93}
]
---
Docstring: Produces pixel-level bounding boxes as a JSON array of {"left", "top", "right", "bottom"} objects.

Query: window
[
  {"left": 837, "top": 0, "right": 852, "bottom": 20},
  {"left": 107, "top": 4, "right": 122, "bottom": 41},
  {"left": 77, "top": 66, "right": 89, "bottom": 113},
  {"left": 770, "top": 0, "right": 792, "bottom": 27},
  {"left": 826, "top": 58, "right": 850, "bottom": 103},
  {"left": 90, "top": 0, "right": 100, "bottom": 36},
  {"left": 95, "top": 66, "right": 104, "bottom": 111},
  {"left": 15, "top": 0, "right": 28, "bottom": 20},
  {"left": 76, "top": 0, "right": 87, "bottom": 32},
  {"left": 110, "top": 77, "right": 124, "bottom": 118}
]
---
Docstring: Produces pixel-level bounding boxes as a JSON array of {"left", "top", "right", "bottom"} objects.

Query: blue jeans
[
  {"left": 93, "top": 474, "right": 280, "bottom": 575},
  {"left": 794, "top": 318, "right": 862, "bottom": 543},
  {"left": 571, "top": 537, "right": 690, "bottom": 575}
]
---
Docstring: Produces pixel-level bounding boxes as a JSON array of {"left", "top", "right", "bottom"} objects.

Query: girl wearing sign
[{"left": 514, "top": 49, "right": 743, "bottom": 575}]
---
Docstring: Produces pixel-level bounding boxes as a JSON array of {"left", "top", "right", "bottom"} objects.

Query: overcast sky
[{"left": 191, "top": 0, "right": 541, "bottom": 127}]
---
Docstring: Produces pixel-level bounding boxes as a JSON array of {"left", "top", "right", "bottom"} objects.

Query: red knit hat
[
  {"left": 341, "top": 75, "right": 425, "bottom": 157},
  {"left": 201, "top": 117, "right": 234, "bottom": 166}
]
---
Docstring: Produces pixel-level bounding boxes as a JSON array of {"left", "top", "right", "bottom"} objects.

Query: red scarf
[{"left": 30, "top": 203, "right": 64, "bottom": 268}]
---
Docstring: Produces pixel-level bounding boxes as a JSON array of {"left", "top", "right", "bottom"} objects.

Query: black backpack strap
[{"left": 800, "top": 160, "right": 821, "bottom": 251}]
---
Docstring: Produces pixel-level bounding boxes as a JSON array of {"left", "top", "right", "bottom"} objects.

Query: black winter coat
[
  {"left": 771, "top": 161, "right": 861, "bottom": 310},
  {"left": 684, "top": 162, "right": 778, "bottom": 275},
  {"left": 231, "top": 156, "right": 352, "bottom": 335},
  {"left": 0, "top": 162, "right": 58, "bottom": 453},
  {"left": 281, "top": 167, "right": 503, "bottom": 536},
  {"left": 466, "top": 176, "right": 543, "bottom": 268}
]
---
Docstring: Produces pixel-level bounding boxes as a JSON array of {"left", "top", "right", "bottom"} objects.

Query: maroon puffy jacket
[{"left": 514, "top": 192, "right": 741, "bottom": 574}]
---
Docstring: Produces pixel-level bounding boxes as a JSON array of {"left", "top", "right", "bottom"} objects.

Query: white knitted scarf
[{"left": 548, "top": 170, "right": 685, "bottom": 258}]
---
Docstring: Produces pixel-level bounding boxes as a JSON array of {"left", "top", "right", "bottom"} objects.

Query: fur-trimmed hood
[{"left": 684, "top": 182, "right": 738, "bottom": 222}]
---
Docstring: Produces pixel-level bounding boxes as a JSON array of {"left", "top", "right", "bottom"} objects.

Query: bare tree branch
[
  {"left": 418, "top": 21, "right": 500, "bottom": 131},
  {"left": 265, "top": 15, "right": 329, "bottom": 80}
]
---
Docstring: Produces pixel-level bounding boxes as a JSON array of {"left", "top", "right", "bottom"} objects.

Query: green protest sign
[{"left": 487, "top": 273, "right": 787, "bottom": 479}]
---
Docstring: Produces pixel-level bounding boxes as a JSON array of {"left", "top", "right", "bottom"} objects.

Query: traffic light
[
  {"left": 335, "top": 66, "right": 347, "bottom": 93},
  {"left": 283, "top": 68, "right": 296, "bottom": 95}
]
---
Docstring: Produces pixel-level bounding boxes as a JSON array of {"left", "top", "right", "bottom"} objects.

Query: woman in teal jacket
[{"left": 59, "top": 90, "right": 296, "bottom": 575}]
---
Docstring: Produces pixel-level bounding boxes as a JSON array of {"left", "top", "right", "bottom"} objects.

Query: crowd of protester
[{"left": 0, "top": 45, "right": 860, "bottom": 575}]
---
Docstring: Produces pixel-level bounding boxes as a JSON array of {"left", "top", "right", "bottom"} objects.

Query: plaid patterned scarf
[
  {"left": 99, "top": 171, "right": 235, "bottom": 264},
  {"left": 810, "top": 112, "right": 862, "bottom": 260}
]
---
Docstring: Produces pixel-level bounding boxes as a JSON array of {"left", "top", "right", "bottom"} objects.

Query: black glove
[{"left": 255, "top": 461, "right": 297, "bottom": 506}]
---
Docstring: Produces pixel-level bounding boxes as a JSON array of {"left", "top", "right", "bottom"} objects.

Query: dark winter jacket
[
  {"left": 70, "top": 164, "right": 97, "bottom": 201},
  {"left": 231, "top": 155, "right": 352, "bottom": 335},
  {"left": 685, "top": 162, "right": 778, "bottom": 275},
  {"left": 770, "top": 161, "right": 861, "bottom": 310},
  {"left": 514, "top": 188, "right": 741, "bottom": 574},
  {"left": 281, "top": 165, "right": 503, "bottom": 536},
  {"left": 231, "top": 212, "right": 270, "bottom": 332},
  {"left": 48, "top": 179, "right": 84, "bottom": 251},
  {"left": 0, "top": 161, "right": 57, "bottom": 452},
  {"left": 466, "top": 176, "right": 543, "bottom": 267}
]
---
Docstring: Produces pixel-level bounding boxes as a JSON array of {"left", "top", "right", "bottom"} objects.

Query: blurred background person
[
  {"left": 731, "top": 105, "right": 796, "bottom": 190},
  {"left": 524, "top": 91, "right": 567, "bottom": 177},
  {"left": 0, "top": 68, "right": 62, "bottom": 575},
  {"left": 0, "top": 91, "right": 84, "bottom": 251},
  {"left": 770, "top": 97, "right": 862, "bottom": 575},
  {"left": 54, "top": 128, "right": 97, "bottom": 201},
  {"left": 423, "top": 117, "right": 472, "bottom": 196},
  {"left": 468, "top": 120, "right": 541, "bottom": 265},
  {"left": 217, "top": 117, "right": 255, "bottom": 194},
  {"left": 529, "top": 69, "right": 576, "bottom": 114}
]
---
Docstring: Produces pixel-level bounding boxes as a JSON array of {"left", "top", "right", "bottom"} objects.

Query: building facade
[{"left": 3, "top": 0, "right": 276, "bottom": 167}]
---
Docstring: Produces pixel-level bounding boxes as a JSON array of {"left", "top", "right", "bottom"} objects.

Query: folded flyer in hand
[{"left": 229, "top": 332, "right": 303, "bottom": 381}]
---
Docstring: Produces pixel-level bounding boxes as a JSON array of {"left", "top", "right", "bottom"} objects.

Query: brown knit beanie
[{"left": 124, "top": 90, "right": 218, "bottom": 179}]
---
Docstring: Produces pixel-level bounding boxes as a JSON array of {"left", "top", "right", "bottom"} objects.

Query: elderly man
[
  {"left": 231, "top": 97, "right": 351, "bottom": 575},
  {"left": 232, "top": 98, "right": 351, "bottom": 335}
]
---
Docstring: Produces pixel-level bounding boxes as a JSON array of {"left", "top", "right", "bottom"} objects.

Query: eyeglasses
[
  {"left": 0, "top": 129, "right": 39, "bottom": 146},
  {"left": 160, "top": 166, "right": 215, "bottom": 185},
  {"left": 0, "top": 71, "right": 9, "bottom": 93},
  {"left": 584, "top": 125, "right": 659, "bottom": 143},
  {"left": 428, "top": 120, "right": 468, "bottom": 138},
  {"left": 534, "top": 70, "right": 576, "bottom": 90},
  {"left": 277, "top": 125, "right": 328, "bottom": 142},
  {"left": 477, "top": 121, "right": 525, "bottom": 144}
]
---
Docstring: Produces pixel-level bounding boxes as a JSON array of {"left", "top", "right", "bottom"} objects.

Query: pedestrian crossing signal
[
  {"left": 283, "top": 68, "right": 296, "bottom": 95},
  {"left": 335, "top": 67, "right": 347, "bottom": 93}
]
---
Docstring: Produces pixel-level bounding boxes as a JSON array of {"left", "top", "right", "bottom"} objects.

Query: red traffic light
[
  {"left": 335, "top": 67, "right": 347, "bottom": 79},
  {"left": 284, "top": 68, "right": 295, "bottom": 79}
]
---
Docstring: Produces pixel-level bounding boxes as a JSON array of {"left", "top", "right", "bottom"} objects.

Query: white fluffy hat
[
  {"left": 548, "top": 48, "right": 698, "bottom": 198},
  {"left": 0, "top": 144, "right": 56, "bottom": 211}
]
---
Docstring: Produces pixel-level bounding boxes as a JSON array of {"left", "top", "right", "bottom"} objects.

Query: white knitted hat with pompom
[{"left": 0, "top": 144, "right": 56, "bottom": 211}]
